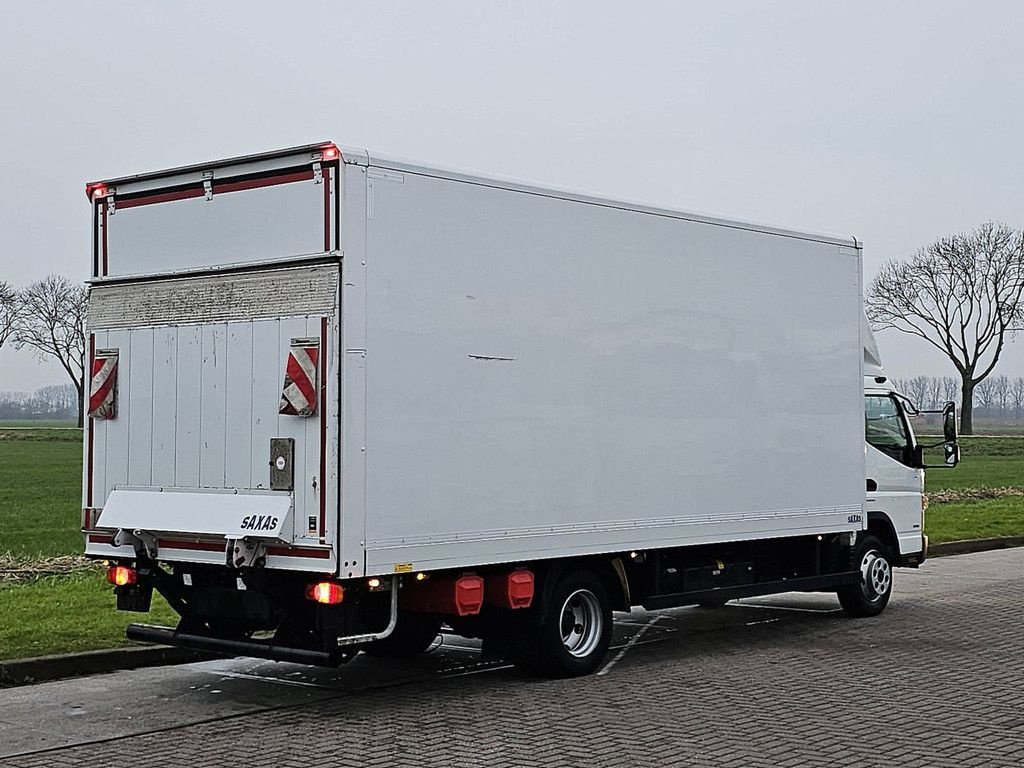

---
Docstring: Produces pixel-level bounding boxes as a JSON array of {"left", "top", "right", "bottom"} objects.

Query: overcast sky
[{"left": 2, "top": 1, "right": 1024, "bottom": 391}]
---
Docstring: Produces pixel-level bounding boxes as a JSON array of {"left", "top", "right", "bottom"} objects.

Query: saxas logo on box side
[{"left": 240, "top": 515, "right": 279, "bottom": 532}]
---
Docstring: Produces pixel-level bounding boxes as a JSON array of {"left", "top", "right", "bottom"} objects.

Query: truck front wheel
[
  {"left": 516, "top": 570, "right": 612, "bottom": 678},
  {"left": 837, "top": 535, "right": 893, "bottom": 617}
]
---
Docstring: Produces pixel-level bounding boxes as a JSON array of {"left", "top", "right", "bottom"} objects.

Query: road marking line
[
  {"left": 201, "top": 669, "right": 327, "bottom": 689},
  {"left": 444, "top": 663, "right": 515, "bottom": 678},
  {"left": 597, "top": 616, "right": 663, "bottom": 676},
  {"left": 734, "top": 603, "right": 842, "bottom": 614}
]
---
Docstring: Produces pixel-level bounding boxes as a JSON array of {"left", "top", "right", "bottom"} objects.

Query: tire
[
  {"left": 515, "top": 570, "right": 613, "bottom": 678},
  {"left": 837, "top": 534, "right": 894, "bottom": 618},
  {"left": 363, "top": 612, "right": 442, "bottom": 658}
]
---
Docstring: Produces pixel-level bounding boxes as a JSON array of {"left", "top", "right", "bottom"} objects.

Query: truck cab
[{"left": 862, "top": 319, "right": 959, "bottom": 567}]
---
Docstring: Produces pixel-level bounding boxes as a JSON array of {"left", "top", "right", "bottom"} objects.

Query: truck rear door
[{"left": 82, "top": 144, "right": 342, "bottom": 572}]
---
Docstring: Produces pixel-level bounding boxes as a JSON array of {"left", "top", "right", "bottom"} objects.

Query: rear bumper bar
[{"left": 126, "top": 623, "right": 345, "bottom": 666}]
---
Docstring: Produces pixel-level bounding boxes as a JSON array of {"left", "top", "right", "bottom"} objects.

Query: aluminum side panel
[
  {"left": 173, "top": 326, "right": 203, "bottom": 488},
  {"left": 338, "top": 165, "right": 368, "bottom": 577},
  {"left": 151, "top": 327, "right": 178, "bottom": 487},
  {"left": 224, "top": 322, "right": 255, "bottom": 489},
  {"left": 126, "top": 327, "right": 154, "bottom": 487},
  {"left": 199, "top": 325, "right": 228, "bottom": 488},
  {"left": 361, "top": 171, "right": 864, "bottom": 574}
]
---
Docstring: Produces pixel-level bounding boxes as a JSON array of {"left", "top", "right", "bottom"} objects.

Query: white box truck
[{"left": 82, "top": 143, "right": 959, "bottom": 677}]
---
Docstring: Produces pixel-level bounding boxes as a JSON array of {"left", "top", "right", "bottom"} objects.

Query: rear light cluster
[
  {"left": 306, "top": 581, "right": 344, "bottom": 605},
  {"left": 85, "top": 182, "right": 108, "bottom": 200},
  {"left": 106, "top": 565, "right": 137, "bottom": 587}
]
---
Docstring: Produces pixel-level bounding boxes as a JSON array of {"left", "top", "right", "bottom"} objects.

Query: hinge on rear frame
[
  {"left": 202, "top": 170, "right": 214, "bottom": 200},
  {"left": 312, "top": 161, "right": 323, "bottom": 185},
  {"left": 106, "top": 191, "right": 116, "bottom": 216},
  {"left": 113, "top": 528, "right": 158, "bottom": 560},
  {"left": 228, "top": 538, "right": 267, "bottom": 570}
]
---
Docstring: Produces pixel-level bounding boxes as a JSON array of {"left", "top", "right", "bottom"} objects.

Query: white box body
[{"left": 84, "top": 144, "right": 865, "bottom": 578}]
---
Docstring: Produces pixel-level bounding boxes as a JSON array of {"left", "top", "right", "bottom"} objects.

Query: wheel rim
[
  {"left": 559, "top": 589, "right": 603, "bottom": 658},
  {"left": 859, "top": 549, "right": 892, "bottom": 602}
]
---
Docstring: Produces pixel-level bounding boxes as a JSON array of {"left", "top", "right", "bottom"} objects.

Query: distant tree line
[
  {"left": 890, "top": 374, "right": 1024, "bottom": 420},
  {"left": 0, "top": 384, "right": 79, "bottom": 421}
]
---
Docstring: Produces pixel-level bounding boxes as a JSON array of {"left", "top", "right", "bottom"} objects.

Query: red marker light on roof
[
  {"left": 321, "top": 145, "right": 340, "bottom": 161},
  {"left": 86, "top": 183, "right": 108, "bottom": 200},
  {"left": 306, "top": 581, "right": 344, "bottom": 605},
  {"left": 106, "top": 565, "right": 137, "bottom": 587}
]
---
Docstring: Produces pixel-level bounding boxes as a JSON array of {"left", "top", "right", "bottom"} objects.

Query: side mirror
[
  {"left": 944, "top": 442, "right": 960, "bottom": 467},
  {"left": 942, "top": 401, "right": 958, "bottom": 443}
]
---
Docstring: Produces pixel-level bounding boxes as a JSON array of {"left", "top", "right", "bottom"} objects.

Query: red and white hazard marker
[
  {"left": 279, "top": 340, "right": 319, "bottom": 417},
  {"left": 89, "top": 349, "right": 119, "bottom": 420}
]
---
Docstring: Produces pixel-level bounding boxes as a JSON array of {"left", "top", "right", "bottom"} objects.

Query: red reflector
[
  {"left": 106, "top": 565, "right": 136, "bottom": 587},
  {"left": 484, "top": 569, "right": 534, "bottom": 609},
  {"left": 506, "top": 570, "right": 534, "bottom": 609},
  {"left": 321, "top": 144, "right": 340, "bottom": 161},
  {"left": 454, "top": 575, "right": 484, "bottom": 616},
  {"left": 306, "top": 581, "right": 344, "bottom": 605}
]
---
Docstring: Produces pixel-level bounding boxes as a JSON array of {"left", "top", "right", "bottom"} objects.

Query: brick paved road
[{"left": 1, "top": 548, "right": 1022, "bottom": 767}]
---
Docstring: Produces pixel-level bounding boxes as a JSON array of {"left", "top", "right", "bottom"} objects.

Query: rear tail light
[
  {"left": 106, "top": 565, "right": 137, "bottom": 587},
  {"left": 306, "top": 581, "right": 344, "bottom": 605}
]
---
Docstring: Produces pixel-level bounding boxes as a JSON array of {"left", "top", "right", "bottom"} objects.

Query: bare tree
[
  {"left": 975, "top": 376, "right": 997, "bottom": 415},
  {"left": 1013, "top": 377, "right": 1024, "bottom": 419},
  {"left": 993, "top": 374, "right": 1010, "bottom": 416},
  {"left": 14, "top": 275, "right": 87, "bottom": 427},
  {"left": 866, "top": 222, "right": 1024, "bottom": 434},
  {"left": 941, "top": 376, "right": 960, "bottom": 404},
  {"left": 907, "top": 375, "right": 930, "bottom": 409},
  {"left": 0, "top": 281, "right": 20, "bottom": 351},
  {"left": 928, "top": 376, "right": 944, "bottom": 410}
]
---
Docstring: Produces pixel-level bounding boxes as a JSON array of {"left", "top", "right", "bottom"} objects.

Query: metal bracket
[
  {"left": 336, "top": 577, "right": 400, "bottom": 647},
  {"left": 842, "top": 531, "right": 858, "bottom": 548},
  {"left": 202, "top": 170, "right": 214, "bottom": 201},
  {"left": 312, "top": 161, "right": 323, "bottom": 185},
  {"left": 227, "top": 538, "right": 266, "bottom": 570},
  {"left": 113, "top": 528, "right": 158, "bottom": 560},
  {"left": 106, "top": 192, "right": 116, "bottom": 216}
]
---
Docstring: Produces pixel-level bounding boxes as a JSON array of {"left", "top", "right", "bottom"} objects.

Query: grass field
[
  {"left": 0, "top": 420, "right": 78, "bottom": 429},
  {"left": 924, "top": 436, "right": 1024, "bottom": 492},
  {"left": 0, "top": 428, "right": 83, "bottom": 557},
  {"left": 0, "top": 428, "right": 1021, "bottom": 660},
  {"left": 0, "top": 571, "right": 177, "bottom": 659},
  {"left": 926, "top": 498, "right": 1024, "bottom": 543}
]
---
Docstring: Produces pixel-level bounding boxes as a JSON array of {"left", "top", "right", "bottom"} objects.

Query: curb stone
[
  {"left": 929, "top": 535, "right": 1024, "bottom": 558},
  {"left": 0, "top": 645, "right": 225, "bottom": 689},
  {"left": 2, "top": 538, "right": 1021, "bottom": 689}
]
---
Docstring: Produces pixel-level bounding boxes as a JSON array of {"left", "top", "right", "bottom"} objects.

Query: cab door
[{"left": 864, "top": 393, "right": 925, "bottom": 556}]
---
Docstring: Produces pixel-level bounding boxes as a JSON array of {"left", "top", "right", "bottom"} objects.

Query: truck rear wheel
[
  {"left": 362, "top": 612, "right": 442, "bottom": 658},
  {"left": 837, "top": 535, "right": 893, "bottom": 617},
  {"left": 516, "top": 570, "right": 612, "bottom": 678}
]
